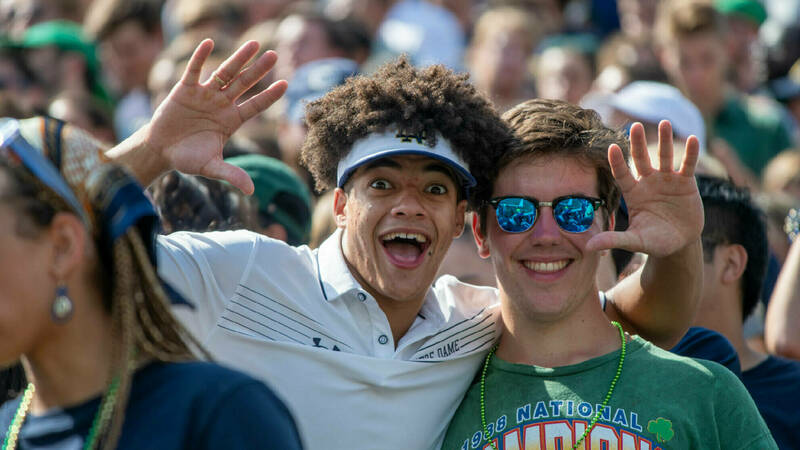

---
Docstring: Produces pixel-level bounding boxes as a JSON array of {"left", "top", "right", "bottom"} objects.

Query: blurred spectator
[
  {"left": 0, "top": 46, "right": 47, "bottom": 114},
  {"left": 0, "top": 0, "right": 86, "bottom": 40},
  {"left": 770, "top": 58, "right": 800, "bottom": 139},
  {"left": 714, "top": 0, "right": 768, "bottom": 93},
  {"left": 488, "top": 0, "right": 565, "bottom": 37},
  {"left": 227, "top": 154, "right": 313, "bottom": 246},
  {"left": 150, "top": 171, "right": 259, "bottom": 233},
  {"left": 466, "top": 6, "right": 539, "bottom": 112},
  {"left": 167, "top": 0, "right": 244, "bottom": 37},
  {"left": 762, "top": 148, "right": 800, "bottom": 199},
  {"left": 603, "top": 80, "right": 707, "bottom": 153},
  {"left": 694, "top": 174, "right": 800, "bottom": 449},
  {"left": 47, "top": 90, "right": 115, "bottom": 144},
  {"left": 534, "top": 43, "right": 594, "bottom": 105},
  {"left": 656, "top": 0, "right": 794, "bottom": 181},
  {"left": 371, "top": 0, "right": 466, "bottom": 70},
  {"left": 15, "top": 20, "right": 111, "bottom": 107},
  {"left": 273, "top": 8, "right": 369, "bottom": 82},
  {"left": 309, "top": 189, "right": 335, "bottom": 249},
  {"left": 617, "top": 0, "right": 660, "bottom": 39},
  {"left": 765, "top": 236, "right": 800, "bottom": 360},
  {"left": 278, "top": 57, "right": 359, "bottom": 188},
  {"left": 593, "top": 33, "right": 666, "bottom": 93},
  {"left": 84, "top": 0, "right": 165, "bottom": 140}
]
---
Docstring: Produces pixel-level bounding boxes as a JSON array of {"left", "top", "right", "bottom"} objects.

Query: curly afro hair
[{"left": 300, "top": 56, "right": 513, "bottom": 194}]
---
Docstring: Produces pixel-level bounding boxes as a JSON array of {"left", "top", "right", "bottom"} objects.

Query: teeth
[
  {"left": 524, "top": 260, "right": 569, "bottom": 273},
  {"left": 382, "top": 232, "right": 427, "bottom": 243}
]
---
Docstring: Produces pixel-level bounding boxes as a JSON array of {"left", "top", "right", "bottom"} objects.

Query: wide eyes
[
  {"left": 425, "top": 184, "right": 448, "bottom": 195},
  {"left": 369, "top": 179, "right": 392, "bottom": 190}
]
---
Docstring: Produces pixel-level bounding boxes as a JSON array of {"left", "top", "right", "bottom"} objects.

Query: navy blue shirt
[
  {"left": 670, "top": 326, "right": 742, "bottom": 378},
  {"left": 0, "top": 361, "right": 303, "bottom": 449},
  {"left": 742, "top": 356, "right": 800, "bottom": 450}
]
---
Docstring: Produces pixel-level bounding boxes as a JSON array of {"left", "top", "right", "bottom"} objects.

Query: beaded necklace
[
  {"left": 2, "top": 376, "right": 121, "bottom": 450},
  {"left": 479, "top": 321, "right": 626, "bottom": 450}
]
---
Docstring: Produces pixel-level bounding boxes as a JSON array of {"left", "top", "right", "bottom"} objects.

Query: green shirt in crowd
[
  {"left": 712, "top": 93, "right": 793, "bottom": 177},
  {"left": 443, "top": 336, "right": 776, "bottom": 450}
]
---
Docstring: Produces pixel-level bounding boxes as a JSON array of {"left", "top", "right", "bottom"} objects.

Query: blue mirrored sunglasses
[{"left": 488, "top": 195, "right": 605, "bottom": 233}]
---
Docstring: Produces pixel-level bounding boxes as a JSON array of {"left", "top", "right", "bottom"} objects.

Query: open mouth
[
  {"left": 380, "top": 232, "right": 431, "bottom": 268},
  {"left": 522, "top": 259, "right": 571, "bottom": 274}
]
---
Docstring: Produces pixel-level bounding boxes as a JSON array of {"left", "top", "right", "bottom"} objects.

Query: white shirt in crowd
[{"left": 158, "top": 228, "right": 500, "bottom": 449}]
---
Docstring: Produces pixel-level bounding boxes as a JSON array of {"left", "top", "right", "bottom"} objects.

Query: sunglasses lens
[
  {"left": 495, "top": 197, "right": 536, "bottom": 233},
  {"left": 554, "top": 197, "right": 595, "bottom": 233}
]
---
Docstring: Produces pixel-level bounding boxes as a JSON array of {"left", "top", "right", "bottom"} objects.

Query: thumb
[
  {"left": 202, "top": 160, "right": 255, "bottom": 195},
  {"left": 586, "top": 231, "right": 643, "bottom": 253}
]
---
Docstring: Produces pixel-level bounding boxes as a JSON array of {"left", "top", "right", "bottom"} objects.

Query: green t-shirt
[
  {"left": 443, "top": 337, "right": 776, "bottom": 450},
  {"left": 712, "top": 94, "right": 793, "bottom": 177}
]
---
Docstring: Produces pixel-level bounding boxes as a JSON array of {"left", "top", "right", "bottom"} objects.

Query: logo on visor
[{"left": 395, "top": 130, "right": 427, "bottom": 145}]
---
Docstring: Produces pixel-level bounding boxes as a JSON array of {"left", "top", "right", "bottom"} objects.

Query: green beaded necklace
[
  {"left": 2, "top": 376, "right": 121, "bottom": 450},
  {"left": 480, "top": 321, "right": 627, "bottom": 450}
]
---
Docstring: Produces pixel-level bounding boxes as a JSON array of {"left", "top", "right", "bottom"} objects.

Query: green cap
[
  {"left": 19, "top": 20, "right": 111, "bottom": 105},
  {"left": 714, "top": 0, "right": 767, "bottom": 26},
  {"left": 226, "top": 155, "right": 312, "bottom": 245}
]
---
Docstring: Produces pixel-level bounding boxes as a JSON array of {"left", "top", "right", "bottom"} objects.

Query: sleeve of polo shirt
[{"left": 157, "top": 230, "right": 260, "bottom": 342}]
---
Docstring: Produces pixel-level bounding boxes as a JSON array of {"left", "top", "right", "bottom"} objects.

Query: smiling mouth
[
  {"left": 523, "top": 259, "right": 571, "bottom": 273},
  {"left": 380, "top": 232, "right": 431, "bottom": 267}
]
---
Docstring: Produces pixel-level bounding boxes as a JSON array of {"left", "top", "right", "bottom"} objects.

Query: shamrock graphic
[{"left": 647, "top": 417, "right": 675, "bottom": 443}]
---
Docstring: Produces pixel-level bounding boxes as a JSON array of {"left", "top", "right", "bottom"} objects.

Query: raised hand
[
  {"left": 117, "top": 39, "right": 287, "bottom": 194},
  {"left": 586, "top": 121, "right": 704, "bottom": 257}
]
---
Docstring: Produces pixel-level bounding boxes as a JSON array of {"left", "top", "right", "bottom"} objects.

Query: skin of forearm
[
  {"left": 105, "top": 124, "right": 170, "bottom": 188},
  {"left": 765, "top": 239, "right": 800, "bottom": 359},
  {"left": 606, "top": 239, "right": 703, "bottom": 349}
]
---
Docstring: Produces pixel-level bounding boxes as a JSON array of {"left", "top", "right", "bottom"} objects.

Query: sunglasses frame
[{"left": 487, "top": 195, "right": 606, "bottom": 234}]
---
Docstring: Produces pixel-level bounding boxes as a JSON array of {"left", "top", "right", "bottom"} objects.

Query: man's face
[
  {"left": 334, "top": 155, "right": 466, "bottom": 305},
  {"left": 475, "top": 155, "right": 608, "bottom": 324},
  {"left": 663, "top": 33, "right": 727, "bottom": 113},
  {"left": 102, "top": 21, "right": 162, "bottom": 93}
]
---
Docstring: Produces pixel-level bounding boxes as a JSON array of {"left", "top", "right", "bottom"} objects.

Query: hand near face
[
  {"left": 586, "top": 121, "right": 703, "bottom": 257},
  {"left": 144, "top": 39, "right": 287, "bottom": 195}
]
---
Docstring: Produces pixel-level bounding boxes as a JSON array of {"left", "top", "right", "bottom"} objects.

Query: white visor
[{"left": 336, "top": 129, "right": 476, "bottom": 189}]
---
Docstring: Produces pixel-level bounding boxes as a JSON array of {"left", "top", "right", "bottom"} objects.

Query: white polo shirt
[{"left": 157, "top": 229, "right": 501, "bottom": 449}]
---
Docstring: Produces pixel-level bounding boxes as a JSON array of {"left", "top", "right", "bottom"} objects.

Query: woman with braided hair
[{"left": 0, "top": 117, "right": 303, "bottom": 450}]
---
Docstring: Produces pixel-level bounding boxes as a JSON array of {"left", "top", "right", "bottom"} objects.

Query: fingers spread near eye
[
  {"left": 657, "top": 120, "right": 674, "bottom": 172},
  {"left": 182, "top": 39, "right": 215, "bottom": 86},
  {"left": 629, "top": 123, "right": 653, "bottom": 178}
]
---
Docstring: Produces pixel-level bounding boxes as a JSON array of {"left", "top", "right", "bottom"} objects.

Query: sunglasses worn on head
[{"left": 488, "top": 195, "right": 606, "bottom": 234}]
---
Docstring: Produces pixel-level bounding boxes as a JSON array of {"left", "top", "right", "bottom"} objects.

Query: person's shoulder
[
  {"left": 159, "top": 230, "right": 314, "bottom": 259},
  {"left": 0, "top": 396, "right": 19, "bottom": 429},
  {"left": 636, "top": 338, "right": 737, "bottom": 381},
  {"left": 433, "top": 274, "right": 499, "bottom": 311},
  {"left": 670, "top": 327, "right": 742, "bottom": 377}
]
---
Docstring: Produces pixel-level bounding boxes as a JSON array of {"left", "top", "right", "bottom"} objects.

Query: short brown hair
[
  {"left": 656, "top": 0, "right": 726, "bottom": 47},
  {"left": 474, "top": 99, "right": 629, "bottom": 228},
  {"left": 300, "top": 56, "right": 512, "bottom": 193},
  {"left": 84, "top": 0, "right": 163, "bottom": 41}
]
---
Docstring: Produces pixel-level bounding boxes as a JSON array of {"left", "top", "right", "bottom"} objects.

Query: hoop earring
[{"left": 52, "top": 285, "right": 74, "bottom": 323}]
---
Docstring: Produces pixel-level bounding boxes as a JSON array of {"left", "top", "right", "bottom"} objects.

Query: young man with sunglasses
[
  {"left": 108, "top": 41, "right": 705, "bottom": 449},
  {"left": 443, "top": 99, "right": 775, "bottom": 449}
]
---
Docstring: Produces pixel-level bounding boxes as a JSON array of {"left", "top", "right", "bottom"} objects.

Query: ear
[
  {"left": 472, "top": 211, "right": 491, "bottom": 259},
  {"left": 47, "top": 212, "right": 88, "bottom": 282},
  {"left": 720, "top": 243, "right": 748, "bottom": 285},
  {"left": 453, "top": 200, "right": 467, "bottom": 239},
  {"left": 333, "top": 187, "right": 348, "bottom": 229}
]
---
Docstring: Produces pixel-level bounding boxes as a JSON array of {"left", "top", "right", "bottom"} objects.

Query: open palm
[
  {"left": 144, "top": 39, "right": 287, "bottom": 194},
  {"left": 587, "top": 121, "right": 704, "bottom": 257}
]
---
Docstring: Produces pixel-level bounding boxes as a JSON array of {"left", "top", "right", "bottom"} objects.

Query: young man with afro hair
[{"left": 106, "top": 40, "right": 704, "bottom": 449}]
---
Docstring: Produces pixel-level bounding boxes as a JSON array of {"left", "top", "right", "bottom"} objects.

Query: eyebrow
[{"left": 361, "top": 158, "right": 457, "bottom": 179}]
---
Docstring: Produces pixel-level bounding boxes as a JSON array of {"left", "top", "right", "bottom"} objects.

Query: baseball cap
[
  {"left": 285, "top": 57, "right": 359, "bottom": 124},
  {"left": 713, "top": 0, "right": 767, "bottom": 26},
  {"left": 335, "top": 128, "right": 477, "bottom": 193},
  {"left": 226, "top": 154, "right": 312, "bottom": 245},
  {"left": 608, "top": 81, "right": 707, "bottom": 151}
]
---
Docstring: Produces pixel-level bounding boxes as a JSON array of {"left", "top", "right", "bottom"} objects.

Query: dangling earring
[{"left": 51, "top": 285, "right": 74, "bottom": 323}]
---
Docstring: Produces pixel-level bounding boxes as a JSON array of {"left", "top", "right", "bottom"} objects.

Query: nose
[
  {"left": 391, "top": 188, "right": 426, "bottom": 218},
  {"left": 528, "top": 206, "right": 561, "bottom": 245}
]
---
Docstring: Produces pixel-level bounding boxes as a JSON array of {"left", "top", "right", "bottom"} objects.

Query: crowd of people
[{"left": 1, "top": 0, "right": 799, "bottom": 448}]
